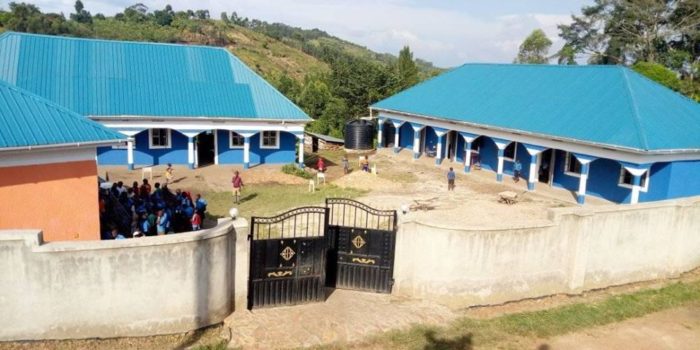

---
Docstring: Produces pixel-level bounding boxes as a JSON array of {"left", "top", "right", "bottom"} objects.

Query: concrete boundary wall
[
  {"left": 0, "top": 218, "right": 249, "bottom": 341},
  {"left": 393, "top": 197, "right": 700, "bottom": 307}
]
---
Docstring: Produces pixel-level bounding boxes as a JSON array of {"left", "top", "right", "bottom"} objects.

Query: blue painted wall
[
  {"left": 97, "top": 129, "right": 189, "bottom": 166},
  {"left": 247, "top": 131, "right": 297, "bottom": 165},
  {"left": 478, "top": 137, "right": 499, "bottom": 171},
  {"left": 455, "top": 134, "right": 465, "bottom": 162},
  {"left": 585, "top": 158, "right": 631, "bottom": 203},
  {"left": 551, "top": 150, "right": 580, "bottom": 193},
  {"left": 217, "top": 130, "right": 244, "bottom": 164},
  {"left": 501, "top": 142, "right": 533, "bottom": 179},
  {"left": 398, "top": 123, "right": 414, "bottom": 150},
  {"left": 98, "top": 129, "right": 297, "bottom": 166},
  {"left": 665, "top": 160, "right": 700, "bottom": 199}
]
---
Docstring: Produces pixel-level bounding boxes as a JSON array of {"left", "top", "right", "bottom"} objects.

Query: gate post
[{"left": 233, "top": 218, "right": 250, "bottom": 312}]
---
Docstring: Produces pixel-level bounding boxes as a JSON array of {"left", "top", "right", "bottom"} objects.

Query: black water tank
[{"left": 344, "top": 119, "right": 374, "bottom": 150}]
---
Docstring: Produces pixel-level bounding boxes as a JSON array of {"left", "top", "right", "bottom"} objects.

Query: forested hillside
[{"left": 0, "top": 2, "right": 442, "bottom": 137}]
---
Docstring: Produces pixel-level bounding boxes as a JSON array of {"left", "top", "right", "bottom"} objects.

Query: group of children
[{"left": 99, "top": 177, "right": 207, "bottom": 240}]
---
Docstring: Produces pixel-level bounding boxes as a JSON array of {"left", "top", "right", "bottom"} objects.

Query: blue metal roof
[
  {"left": 372, "top": 63, "right": 700, "bottom": 152},
  {"left": 0, "top": 32, "right": 309, "bottom": 121},
  {"left": 0, "top": 80, "right": 125, "bottom": 150}
]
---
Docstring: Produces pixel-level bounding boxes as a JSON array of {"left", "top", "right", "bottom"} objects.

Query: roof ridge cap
[{"left": 620, "top": 68, "right": 650, "bottom": 151}]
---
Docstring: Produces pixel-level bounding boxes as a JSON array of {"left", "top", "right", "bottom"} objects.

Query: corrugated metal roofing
[
  {"left": 372, "top": 63, "right": 700, "bottom": 152},
  {"left": 0, "top": 80, "right": 125, "bottom": 149},
  {"left": 0, "top": 32, "right": 310, "bottom": 121}
]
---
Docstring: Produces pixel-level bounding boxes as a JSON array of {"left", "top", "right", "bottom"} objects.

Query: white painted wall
[
  {"left": 0, "top": 218, "right": 249, "bottom": 341},
  {"left": 393, "top": 197, "right": 700, "bottom": 307}
]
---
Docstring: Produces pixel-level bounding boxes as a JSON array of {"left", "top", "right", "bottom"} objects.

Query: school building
[
  {"left": 0, "top": 80, "right": 125, "bottom": 241},
  {"left": 372, "top": 64, "right": 700, "bottom": 204},
  {"left": 0, "top": 32, "right": 310, "bottom": 170}
]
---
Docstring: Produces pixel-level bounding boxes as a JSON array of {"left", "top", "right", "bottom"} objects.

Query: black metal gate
[
  {"left": 248, "top": 207, "right": 329, "bottom": 309},
  {"left": 326, "top": 198, "right": 398, "bottom": 293}
]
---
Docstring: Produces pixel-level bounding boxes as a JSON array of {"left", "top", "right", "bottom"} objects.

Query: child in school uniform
[{"left": 191, "top": 211, "right": 202, "bottom": 231}]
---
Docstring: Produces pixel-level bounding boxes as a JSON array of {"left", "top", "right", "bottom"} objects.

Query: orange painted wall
[{"left": 0, "top": 160, "right": 100, "bottom": 241}]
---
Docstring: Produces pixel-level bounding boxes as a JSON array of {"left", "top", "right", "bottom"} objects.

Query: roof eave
[
  {"left": 371, "top": 107, "right": 700, "bottom": 156},
  {"left": 90, "top": 115, "right": 311, "bottom": 123},
  {"left": 0, "top": 139, "right": 125, "bottom": 153}
]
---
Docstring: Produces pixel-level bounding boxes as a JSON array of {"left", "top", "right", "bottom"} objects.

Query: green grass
[
  {"left": 321, "top": 279, "right": 700, "bottom": 349},
  {"left": 205, "top": 183, "right": 365, "bottom": 220}
]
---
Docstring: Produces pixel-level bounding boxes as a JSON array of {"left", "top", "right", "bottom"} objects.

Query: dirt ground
[
  {"left": 334, "top": 149, "right": 604, "bottom": 229},
  {"left": 103, "top": 148, "right": 602, "bottom": 229},
  {"left": 541, "top": 303, "right": 700, "bottom": 350}
]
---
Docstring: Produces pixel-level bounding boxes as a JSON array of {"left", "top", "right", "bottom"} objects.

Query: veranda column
[
  {"left": 459, "top": 132, "right": 478, "bottom": 173},
  {"left": 243, "top": 136, "right": 251, "bottom": 169},
  {"left": 435, "top": 134, "right": 444, "bottom": 165},
  {"left": 127, "top": 137, "right": 134, "bottom": 171},
  {"left": 377, "top": 119, "right": 384, "bottom": 148},
  {"left": 524, "top": 144, "right": 545, "bottom": 191},
  {"left": 493, "top": 138, "right": 510, "bottom": 182},
  {"left": 577, "top": 162, "right": 590, "bottom": 204},
  {"left": 393, "top": 131, "right": 400, "bottom": 153},
  {"left": 297, "top": 133, "right": 305, "bottom": 168},
  {"left": 496, "top": 148, "right": 505, "bottom": 182},
  {"left": 411, "top": 123, "right": 424, "bottom": 159},
  {"left": 464, "top": 141, "right": 472, "bottom": 172},
  {"left": 187, "top": 136, "right": 195, "bottom": 169},
  {"left": 623, "top": 165, "right": 648, "bottom": 204},
  {"left": 527, "top": 153, "right": 539, "bottom": 190}
]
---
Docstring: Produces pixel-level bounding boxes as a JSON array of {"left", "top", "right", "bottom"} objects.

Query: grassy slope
[{"left": 225, "top": 24, "right": 330, "bottom": 81}]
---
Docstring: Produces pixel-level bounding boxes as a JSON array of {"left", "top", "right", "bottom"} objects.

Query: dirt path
[{"left": 540, "top": 304, "right": 700, "bottom": 350}]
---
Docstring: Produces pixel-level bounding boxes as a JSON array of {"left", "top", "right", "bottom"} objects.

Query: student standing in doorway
[
  {"left": 513, "top": 160, "right": 522, "bottom": 183},
  {"left": 447, "top": 167, "right": 456, "bottom": 191},
  {"left": 232, "top": 170, "right": 244, "bottom": 204}
]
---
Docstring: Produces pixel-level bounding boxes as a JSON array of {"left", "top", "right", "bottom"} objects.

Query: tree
[
  {"left": 396, "top": 46, "right": 419, "bottom": 90},
  {"left": 633, "top": 61, "right": 682, "bottom": 91},
  {"left": 70, "top": 0, "right": 92, "bottom": 24},
  {"left": 298, "top": 77, "right": 332, "bottom": 120},
  {"left": 220, "top": 11, "right": 229, "bottom": 23},
  {"left": 515, "top": 29, "right": 552, "bottom": 64},
  {"left": 153, "top": 5, "right": 174, "bottom": 26}
]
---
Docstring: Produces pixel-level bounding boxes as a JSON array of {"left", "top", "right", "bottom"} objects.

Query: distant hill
[{"left": 0, "top": 3, "right": 443, "bottom": 137}]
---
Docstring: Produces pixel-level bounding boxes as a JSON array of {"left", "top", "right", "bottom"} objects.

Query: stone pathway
[{"left": 224, "top": 289, "right": 456, "bottom": 349}]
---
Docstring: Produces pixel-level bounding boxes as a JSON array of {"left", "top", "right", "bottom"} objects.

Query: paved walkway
[{"left": 224, "top": 289, "right": 456, "bottom": 349}]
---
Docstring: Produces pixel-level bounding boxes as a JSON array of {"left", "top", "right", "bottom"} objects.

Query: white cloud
[{"left": 6, "top": 0, "right": 576, "bottom": 67}]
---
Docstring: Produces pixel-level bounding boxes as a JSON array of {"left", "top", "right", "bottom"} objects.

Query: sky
[{"left": 6, "top": 0, "right": 592, "bottom": 67}]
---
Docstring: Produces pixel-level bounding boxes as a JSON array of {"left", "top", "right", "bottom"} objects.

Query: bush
[{"left": 281, "top": 163, "right": 312, "bottom": 179}]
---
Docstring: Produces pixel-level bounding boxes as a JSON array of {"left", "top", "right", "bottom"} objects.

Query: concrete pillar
[
  {"left": 577, "top": 163, "right": 590, "bottom": 204},
  {"left": 496, "top": 148, "right": 505, "bottom": 182},
  {"left": 528, "top": 153, "right": 539, "bottom": 191},
  {"left": 243, "top": 136, "right": 250, "bottom": 169},
  {"left": 298, "top": 137, "right": 305, "bottom": 168},
  {"left": 377, "top": 125, "right": 383, "bottom": 148},
  {"left": 630, "top": 173, "right": 642, "bottom": 204},
  {"left": 127, "top": 138, "right": 134, "bottom": 171},
  {"left": 412, "top": 129, "right": 421, "bottom": 159},
  {"left": 464, "top": 141, "right": 472, "bottom": 173},
  {"left": 393, "top": 131, "right": 400, "bottom": 153},
  {"left": 435, "top": 134, "right": 443, "bottom": 165},
  {"left": 187, "top": 136, "right": 195, "bottom": 169}
]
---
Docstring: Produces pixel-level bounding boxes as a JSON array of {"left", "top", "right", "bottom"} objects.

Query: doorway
[
  {"left": 445, "top": 131, "right": 458, "bottom": 161},
  {"left": 383, "top": 124, "right": 396, "bottom": 147},
  {"left": 538, "top": 149, "right": 554, "bottom": 185},
  {"left": 196, "top": 131, "right": 215, "bottom": 167}
]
